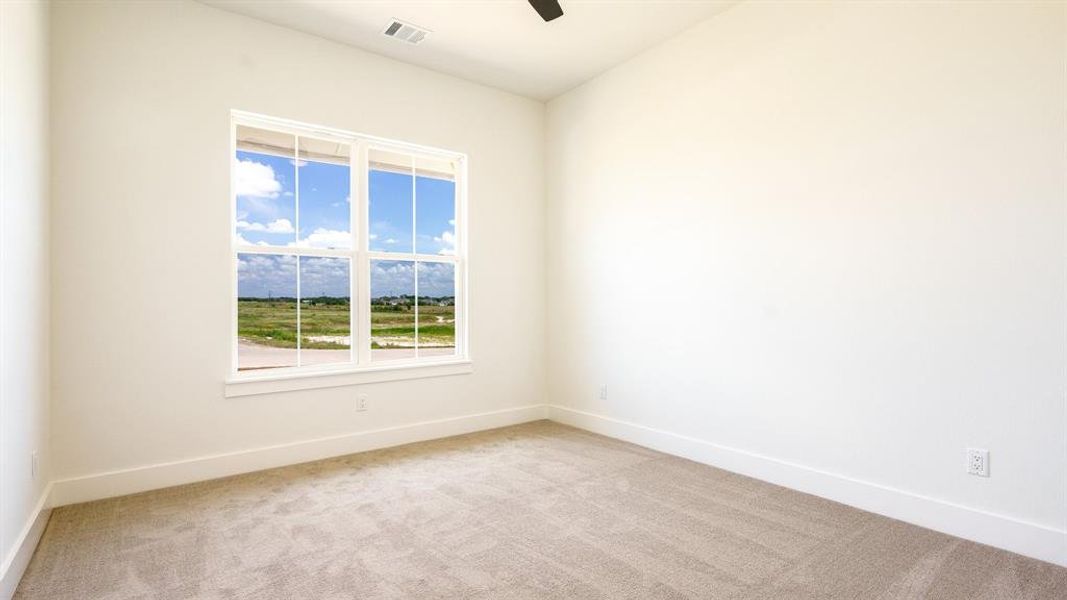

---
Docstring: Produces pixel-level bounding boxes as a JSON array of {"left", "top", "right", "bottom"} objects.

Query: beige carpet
[{"left": 15, "top": 421, "right": 1067, "bottom": 599}]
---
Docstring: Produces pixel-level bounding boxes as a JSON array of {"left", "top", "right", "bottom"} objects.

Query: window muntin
[{"left": 232, "top": 114, "right": 466, "bottom": 376}]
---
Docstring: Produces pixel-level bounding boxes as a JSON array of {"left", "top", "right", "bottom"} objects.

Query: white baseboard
[
  {"left": 547, "top": 405, "right": 1067, "bottom": 567},
  {"left": 0, "top": 484, "right": 53, "bottom": 600},
  {"left": 51, "top": 405, "right": 548, "bottom": 507}
]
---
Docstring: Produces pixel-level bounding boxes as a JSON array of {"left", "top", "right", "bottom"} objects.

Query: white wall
[
  {"left": 50, "top": 1, "right": 544, "bottom": 485},
  {"left": 547, "top": 1, "right": 1066, "bottom": 561},
  {"left": 0, "top": 0, "right": 51, "bottom": 592}
]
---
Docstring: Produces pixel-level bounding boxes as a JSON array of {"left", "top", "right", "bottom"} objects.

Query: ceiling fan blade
[{"left": 528, "top": 0, "right": 564, "bottom": 22}]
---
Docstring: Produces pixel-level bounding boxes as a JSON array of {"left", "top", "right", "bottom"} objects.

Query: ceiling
[{"left": 200, "top": 1, "right": 738, "bottom": 100}]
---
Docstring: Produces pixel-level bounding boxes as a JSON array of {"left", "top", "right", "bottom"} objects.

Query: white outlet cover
[{"left": 966, "top": 448, "right": 989, "bottom": 477}]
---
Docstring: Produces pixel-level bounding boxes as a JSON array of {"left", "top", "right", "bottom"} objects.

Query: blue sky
[
  {"left": 234, "top": 150, "right": 350, "bottom": 248},
  {"left": 369, "top": 170, "right": 455, "bottom": 254},
  {"left": 236, "top": 148, "right": 457, "bottom": 299},
  {"left": 300, "top": 161, "right": 351, "bottom": 248}
]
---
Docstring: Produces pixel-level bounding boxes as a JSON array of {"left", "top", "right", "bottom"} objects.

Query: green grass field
[{"left": 237, "top": 299, "right": 455, "bottom": 350}]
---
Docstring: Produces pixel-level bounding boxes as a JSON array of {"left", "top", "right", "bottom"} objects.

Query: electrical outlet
[
  {"left": 30, "top": 451, "right": 39, "bottom": 480},
  {"left": 599, "top": 385, "right": 608, "bottom": 400},
  {"left": 356, "top": 394, "right": 368, "bottom": 412},
  {"left": 966, "top": 448, "right": 989, "bottom": 477}
]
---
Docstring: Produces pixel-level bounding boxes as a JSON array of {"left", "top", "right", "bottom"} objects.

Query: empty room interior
[{"left": 3, "top": 0, "right": 1067, "bottom": 598}]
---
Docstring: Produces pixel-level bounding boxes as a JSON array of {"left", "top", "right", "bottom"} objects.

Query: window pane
[
  {"left": 370, "top": 259, "right": 416, "bottom": 361},
  {"left": 237, "top": 254, "right": 297, "bottom": 370},
  {"left": 299, "top": 257, "right": 351, "bottom": 366},
  {"left": 417, "top": 262, "right": 456, "bottom": 357},
  {"left": 368, "top": 150, "right": 413, "bottom": 253},
  {"left": 297, "top": 137, "right": 351, "bottom": 250},
  {"left": 235, "top": 126, "right": 296, "bottom": 247},
  {"left": 415, "top": 163, "right": 456, "bottom": 255}
]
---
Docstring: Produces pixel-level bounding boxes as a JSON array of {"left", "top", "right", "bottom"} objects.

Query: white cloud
[
  {"left": 233, "top": 232, "right": 269, "bottom": 247},
  {"left": 433, "top": 230, "right": 456, "bottom": 255},
  {"left": 236, "top": 218, "right": 295, "bottom": 234},
  {"left": 384, "top": 238, "right": 398, "bottom": 245},
  {"left": 237, "top": 254, "right": 350, "bottom": 297},
  {"left": 417, "top": 262, "right": 455, "bottom": 297},
  {"left": 292, "top": 228, "right": 351, "bottom": 250},
  {"left": 369, "top": 233, "right": 379, "bottom": 240},
  {"left": 448, "top": 219, "right": 455, "bottom": 226},
  {"left": 370, "top": 260, "right": 415, "bottom": 297},
  {"left": 235, "top": 159, "right": 283, "bottom": 198},
  {"left": 237, "top": 254, "right": 298, "bottom": 297},
  {"left": 300, "top": 257, "right": 349, "bottom": 296},
  {"left": 366, "top": 261, "right": 453, "bottom": 298}
]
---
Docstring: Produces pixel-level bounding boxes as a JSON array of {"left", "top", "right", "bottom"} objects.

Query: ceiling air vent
[{"left": 382, "top": 19, "right": 430, "bottom": 45}]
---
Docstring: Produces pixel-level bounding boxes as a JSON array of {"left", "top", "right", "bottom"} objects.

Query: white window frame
[{"left": 226, "top": 111, "right": 470, "bottom": 397}]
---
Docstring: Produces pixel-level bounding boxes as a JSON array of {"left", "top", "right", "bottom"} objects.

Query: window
[{"left": 231, "top": 112, "right": 466, "bottom": 380}]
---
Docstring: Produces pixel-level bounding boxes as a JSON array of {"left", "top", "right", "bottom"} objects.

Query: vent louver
[{"left": 382, "top": 19, "right": 430, "bottom": 45}]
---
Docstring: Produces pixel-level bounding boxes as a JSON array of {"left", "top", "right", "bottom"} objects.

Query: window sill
[{"left": 224, "top": 359, "right": 473, "bottom": 398}]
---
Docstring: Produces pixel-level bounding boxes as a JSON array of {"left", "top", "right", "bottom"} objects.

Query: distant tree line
[
  {"left": 239, "top": 295, "right": 453, "bottom": 307},
  {"left": 238, "top": 296, "right": 299, "bottom": 302},
  {"left": 371, "top": 295, "right": 455, "bottom": 310},
  {"left": 238, "top": 296, "right": 350, "bottom": 306},
  {"left": 303, "top": 296, "right": 349, "bottom": 306}
]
